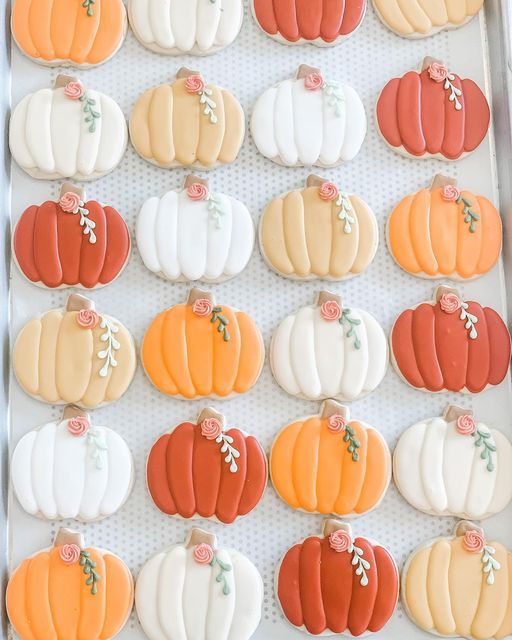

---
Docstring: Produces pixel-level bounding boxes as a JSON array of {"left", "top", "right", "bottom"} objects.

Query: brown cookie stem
[
  {"left": 187, "top": 288, "right": 214, "bottom": 305},
  {"left": 430, "top": 174, "right": 457, "bottom": 190},
  {"left": 55, "top": 74, "right": 79, "bottom": 89},
  {"left": 434, "top": 285, "right": 460, "bottom": 303},
  {"left": 317, "top": 290, "right": 342, "bottom": 308},
  {"left": 296, "top": 64, "right": 321, "bottom": 79},
  {"left": 323, "top": 519, "right": 352, "bottom": 538},
  {"left": 66, "top": 294, "right": 95, "bottom": 312},
  {"left": 197, "top": 407, "right": 226, "bottom": 430},
  {"left": 177, "top": 67, "right": 200, "bottom": 79},
  {"left": 60, "top": 182, "right": 85, "bottom": 200},
  {"left": 62, "top": 405, "right": 90, "bottom": 422},
  {"left": 421, "top": 56, "right": 445, "bottom": 72},
  {"left": 185, "top": 175, "right": 209, "bottom": 189},
  {"left": 454, "top": 520, "right": 485, "bottom": 538},
  {"left": 320, "top": 400, "right": 350, "bottom": 421},
  {"left": 306, "top": 174, "right": 329, "bottom": 188},
  {"left": 54, "top": 528, "right": 85, "bottom": 548},
  {"left": 186, "top": 528, "right": 217, "bottom": 549},
  {"left": 443, "top": 405, "right": 473, "bottom": 422}
]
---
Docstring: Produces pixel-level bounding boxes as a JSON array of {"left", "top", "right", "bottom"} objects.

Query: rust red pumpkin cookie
[
  {"left": 390, "top": 286, "right": 511, "bottom": 393},
  {"left": 276, "top": 519, "right": 399, "bottom": 636},
  {"left": 376, "top": 57, "right": 490, "bottom": 160}
]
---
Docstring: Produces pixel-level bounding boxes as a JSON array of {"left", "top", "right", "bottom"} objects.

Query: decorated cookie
[
  {"left": 12, "top": 405, "right": 134, "bottom": 522},
  {"left": 390, "top": 286, "right": 511, "bottom": 393},
  {"left": 6, "top": 528, "right": 134, "bottom": 640},
  {"left": 13, "top": 294, "right": 137, "bottom": 408},
  {"left": 402, "top": 521, "right": 512, "bottom": 639},
  {"left": 260, "top": 174, "right": 378, "bottom": 280},
  {"left": 13, "top": 183, "right": 131, "bottom": 289},
  {"left": 11, "top": 0, "right": 127, "bottom": 67},
  {"left": 394, "top": 405, "right": 512, "bottom": 520},
  {"left": 147, "top": 407, "right": 267, "bottom": 524},
  {"left": 270, "top": 400, "right": 391, "bottom": 517},
  {"left": 128, "top": 0, "right": 243, "bottom": 55},
  {"left": 271, "top": 291, "right": 388, "bottom": 401},
  {"left": 387, "top": 175, "right": 502, "bottom": 280},
  {"left": 130, "top": 68, "right": 245, "bottom": 170},
  {"left": 376, "top": 58, "right": 490, "bottom": 160},
  {"left": 135, "top": 528, "right": 263, "bottom": 640},
  {"left": 277, "top": 519, "right": 399, "bottom": 636},
  {"left": 10, "top": 75, "right": 127, "bottom": 181},
  {"left": 141, "top": 288, "right": 264, "bottom": 399},
  {"left": 373, "top": 0, "right": 483, "bottom": 38},
  {"left": 251, "top": 0, "right": 366, "bottom": 46},
  {"left": 136, "top": 175, "right": 254, "bottom": 283},
  {"left": 251, "top": 65, "right": 366, "bottom": 167}
]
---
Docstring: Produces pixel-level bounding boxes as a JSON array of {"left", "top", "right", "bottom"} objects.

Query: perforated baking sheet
[{"left": 6, "top": 2, "right": 512, "bottom": 638}]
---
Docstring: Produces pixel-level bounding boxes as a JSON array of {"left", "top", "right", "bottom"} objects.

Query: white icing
[
  {"left": 270, "top": 304, "right": 388, "bottom": 401},
  {"left": 136, "top": 188, "right": 254, "bottom": 282},
  {"left": 393, "top": 416, "right": 512, "bottom": 519},
  {"left": 11, "top": 419, "right": 133, "bottom": 521},
  {"left": 135, "top": 542, "right": 263, "bottom": 640},
  {"left": 251, "top": 76, "right": 367, "bottom": 167},
  {"left": 9, "top": 86, "right": 127, "bottom": 180},
  {"left": 129, "top": 0, "right": 243, "bottom": 54}
]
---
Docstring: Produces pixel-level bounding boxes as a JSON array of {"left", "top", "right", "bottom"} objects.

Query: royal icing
[
  {"left": 251, "top": 66, "right": 366, "bottom": 167},
  {"left": 135, "top": 529, "right": 263, "bottom": 640}
]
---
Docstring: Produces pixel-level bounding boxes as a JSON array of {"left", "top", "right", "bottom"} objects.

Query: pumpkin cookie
[
  {"left": 147, "top": 407, "right": 267, "bottom": 524},
  {"left": 11, "top": 0, "right": 127, "bottom": 67},
  {"left": 6, "top": 528, "right": 134, "bottom": 640},
  {"left": 129, "top": 68, "right": 245, "bottom": 170},
  {"left": 141, "top": 288, "right": 264, "bottom": 399},
  {"left": 251, "top": 0, "right": 366, "bottom": 46},
  {"left": 394, "top": 405, "right": 512, "bottom": 520},
  {"left": 387, "top": 175, "right": 502, "bottom": 280},
  {"left": 270, "top": 291, "right": 388, "bottom": 401},
  {"left": 276, "top": 519, "right": 399, "bottom": 636},
  {"left": 260, "top": 174, "right": 378, "bottom": 280},
  {"left": 376, "top": 58, "right": 490, "bottom": 160},
  {"left": 402, "top": 521, "right": 512, "bottom": 639},
  {"left": 13, "top": 183, "right": 131, "bottom": 289},
  {"left": 13, "top": 294, "right": 137, "bottom": 408},
  {"left": 251, "top": 65, "right": 366, "bottom": 167},
  {"left": 128, "top": 0, "right": 243, "bottom": 55},
  {"left": 136, "top": 175, "right": 254, "bottom": 283},
  {"left": 135, "top": 528, "right": 263, "bottom": 640},
  {"left": 12, "top": 405, "right": 134, "bottom": 522},
  {"left": 270, "top": 400, "right": 391, "bottom": 517},
  {"left": 390, "top": 286, "right": 511, "bottom": 393}
]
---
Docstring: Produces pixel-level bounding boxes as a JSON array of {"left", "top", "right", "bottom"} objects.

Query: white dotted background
[{"left": 7, "top": 2, "right": 512, "bottom": 639}]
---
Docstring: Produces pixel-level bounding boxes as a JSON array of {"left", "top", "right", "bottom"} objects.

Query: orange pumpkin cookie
[
  {"left": 6, "top": 528, "right": 134, "bottom": 640},
  {"left": 11, "top": 0, "right": 127, "bottom": 67},
  {"left": 270, "top": 400, "right": 391, "bottom": 517},
  {"left": 387, "top": 175, "right": 502, "bottom": 280},
  {"left": 141, "top": 288, "right": 264, "bottom": 399}
]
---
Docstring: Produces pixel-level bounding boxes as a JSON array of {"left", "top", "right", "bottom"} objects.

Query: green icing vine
[
  {"left": 87, "top": 429, "right": 108, "bottom": 470},
  {"left": 339, "top": 309, "right": 362, "bottom": 349},
  {"left": 343, "top": 424, "right": 361, "bottom": 462},
  {"left": 323, "top": 81, "right": 345, "bottom": 118},
  {"left": 216, "top": 433, "right": 240, "bottom": 472},
  {"left": 459, "top": 301, "right": 478, "bottom": 340},
  {"left": 80, "top": 551, "right": 101, "bottom": 595},
  {"left": 349, "top": 542, "right": 370, "bottom": 587},
  {"left": 473, "top": 428, "right": 496, "bottom": 472},
  {"left": 211, "top": 306, "right": 230, "bottom": 342},
  {"left": 482, "top": 545, "right": 501, "bottom": 585},
  {"left": 211, "top": 555, "right": 232, "bottom": 595},
  {"left": 207, "top": 194, "right": 225, "bottom": 229},
  {"left": 82, "top": 0, "right": 95, "bottom": 16},
  {"left": 98, "top": 317, "right": 121, "bottom": 377},
  {"left": 79, "top": 94, "right": 101, "bottom": 133},
  {"left": 457, "top": 195, "right": 480, "bottom": 233},
  {"left": 336, "top": 192, "right": 356, "bottom": 234}
]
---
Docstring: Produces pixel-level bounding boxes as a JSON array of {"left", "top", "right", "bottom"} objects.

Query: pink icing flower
[
  {"left": 67, "top": 417, "right": 90, "bottom": 437},
  {"left": 59, "top": 192, "right": 82, "bottom": 213},
  {"left": 194, "top": 543, "right": 214, "bottom": 564},
  {"left": 441, "top": 185, "right": 461, "bottom": 202},
  {"left": 60, "top": 543, "right": 81, "bottom": 564},
  {"left": 192, "top": 298, "right": 213, "bottom": 317},
  {"left": 456, "top": 414, "right": 477, "bottom": 436},
  {"left": 200, "top": 418, "right": 223, "bottom": 440},
  {"left": 428, "top": 63, "right": 449, "bottom": 83},
  {"left": 304, "top": 72, "right": 324, "bottom": 91},
  {"left": 329, "top": 530, "right": 352, "bottom": 553},
  {"left": 64, "top": 81, "right": 85, "bottom": 100},
  {"left": 328, "top": 414, "right": 347, "bottom": 433},
  {"left": 319, "top": 182, "right": 339, "bottom": 202},
  {"left": 185, "top": 74, "right": 206, "bottom": 94},
  {"left": 76, "top": 309, "right": 100, "bottom": 329},
  {"left": 320, "top": 300, "right": 342, "bottom": 322},
  {"left": 439, "top": 292, "right": 462, "bottom": 314},
  {"left": 463, "top": 529, "right": 486, "bottom": 554},
  {"left": 187, "top": 183, "right": 209, "bottom": 201}
]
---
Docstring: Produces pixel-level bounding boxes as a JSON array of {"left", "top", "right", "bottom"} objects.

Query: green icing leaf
[
  {"left": 473, "top": 427, "right": 496, "bottom": 472},
  {"left": 80, "top": 551, "right": 101, "bottom": 595},
  {"left": 210, "top": 554, "right": 232, "bottom": 596},
  {"left": 339, "top": 309, "right": 362, "bottom": 350},
  {"left": 211, "top": 307, "right": 230, "bottom": 342}
]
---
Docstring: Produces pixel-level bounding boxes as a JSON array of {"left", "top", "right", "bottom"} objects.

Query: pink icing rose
[
  {"left": 192, "top": 298, "right": 213, "bottom": 317},
  {"left": 304, "top": 72, "right": 324, "bottom": 91},
  {"left": 320, "top": 300, "right": 342, "bottom": 322},
  {"left": 67, "top": 417, "right": 90, "bottom": 437},
  {"left": 200, "top": 418, "right": 223, "bottom": 440},
  {"left": 319, "top": 182, "right": 339, "bottom": 202},
  {"left": 60, "top": 543, "right": 81, "bottom": 564},
  {"left": 64, "top": 81, "right": 85, "bottom": 100},
  {"left": 428, "top": 63, "right": 449, "bottom": 83},
  {"left": 59, "top": 192, "right": 82, "bottom": 213},
  {"left": 329, "top": 530, "right": 352, "bottom": 553},
  {"left": 456, "top": 414, "right": 477, "bottom": 436},
  {"left": 187, "top": 183, "right": 209, "bottom": 201},
  {"left": 328, "top": 414, "right": 347, "bottom": 433},
  {"left": 193, "top": 543, "right": 214, "bottom": 564},
  {"left": 463, "top": 530, "right": 486, "bottom": 554},
  {"left": 441, "top": 185, "right": 461, "bottom": 202},
  {"left": 439, "top": 292, "right": 462, "bottom": 314},
  {"left": 76, "top": 309, "right": 100, "bottom": 329},
  {"left": 185, "top": 74, "right": 206, "bottom": 94}
]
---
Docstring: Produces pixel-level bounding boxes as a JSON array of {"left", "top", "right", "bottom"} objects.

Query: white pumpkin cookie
[
  {"left": 136, "top": 175, "right": 254, "bottom": 283},
  {"left": 259, "top": 174, "right": 378, "bottom": 280},
  {"left": 13, "top": 294, "right": 137, "bottom": 408},
  {"left": 10, "top": 75, "right": 127, "bottom": 181},
  {"left": 270, "top": 291, "right": 388, "bottom": 401},
  {"left": 11, "top": 405, "right": 134, "bottom": 522},
  {"left": 251, "top": 65, "right": 366, "bottom": 167},
  {"left": 135, "top": 528, "right": 263, "bottom": 640}
]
